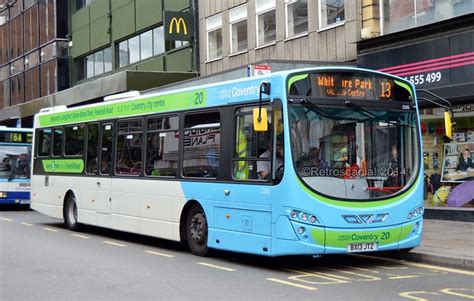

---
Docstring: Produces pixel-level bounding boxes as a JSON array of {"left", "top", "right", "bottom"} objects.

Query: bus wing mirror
[
  {"left": 253, "top": 108, "right": 268, "bottom": 132},
  {"left": 444, "top": 111, "right": 452, "bottom": 139}
]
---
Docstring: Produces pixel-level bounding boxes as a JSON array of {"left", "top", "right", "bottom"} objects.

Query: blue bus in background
[
  {"left": 31, "top": 67, "right": 426, "bottom": 256},
  {"left": 0, "top": 127, "right": 32, "bottom": 206}
]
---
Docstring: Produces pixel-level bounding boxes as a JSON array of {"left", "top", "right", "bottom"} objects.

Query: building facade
[
  {"left": 0, "top": 0, "right": 199, "bottom": 127},
  {"left": 0, "top": 0, "right": 69, "bottom": 126},
  {"left": 198, "top": 0, "right": 359, "bottom": 76}
]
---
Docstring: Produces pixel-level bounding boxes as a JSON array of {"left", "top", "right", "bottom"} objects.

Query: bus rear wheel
[
  {"left": 186, "top": 206, "right": 209, "bottom": 256},
  {"left": 64, "top": 194, "right": 80, "bottom": 231}
]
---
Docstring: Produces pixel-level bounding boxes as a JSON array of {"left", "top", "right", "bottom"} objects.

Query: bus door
[{"left": 96, "top": 123, "right": 113, "bottom": 215}]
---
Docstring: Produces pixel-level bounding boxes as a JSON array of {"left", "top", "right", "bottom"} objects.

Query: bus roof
[{"left": 34, "top": 66, "right": 402, "bottom": 128}]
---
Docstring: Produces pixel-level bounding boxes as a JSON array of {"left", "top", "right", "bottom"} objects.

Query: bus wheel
[
  {"left": 186, "top": 206, "right": 209, "bottom": 256},
  {"left": 64, "top": 194, "right": 80, "bottom": 231}
]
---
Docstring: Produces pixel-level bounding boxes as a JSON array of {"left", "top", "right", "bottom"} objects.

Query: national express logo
[{"left": 164, "top": 11, "right": 193, "bottom": 41}]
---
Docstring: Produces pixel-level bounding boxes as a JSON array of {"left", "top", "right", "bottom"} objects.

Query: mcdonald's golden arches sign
[{"left": 164, "top": 11, "right": 193, "bottom": 41}]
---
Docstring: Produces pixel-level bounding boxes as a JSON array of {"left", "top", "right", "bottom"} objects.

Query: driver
[{"left": 257, "top": 135, "right": 284, "bottom": 180}]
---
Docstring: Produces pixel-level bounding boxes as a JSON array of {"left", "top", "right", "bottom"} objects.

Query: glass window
[
  {"left": 100, "top": 124, "right": 113, "bottom": 175},
  {"left": 118, "top": 40, "right": 129, "bottom": 68},
  {"left": 233, "top": 105, "right": 275, "bottom": 181},
  {"left": 94, "top": 50, "right": 104, "bottom": 76},
  {"left": 0, "top": 145, "right": 31, "bottom": 179},
  {"left": 11, "top": 58, "right": 24, "bottom": 75},
  {"left": 140, "top": 30, "right": 153, "bottom": 60},
  {"left": 65, "top": 125, "right": 84, "bottom": 156},
  {"left": 86, "top": 54, "right": 94, "bottom": 78},
  {"left": 40, "top": 59, "right": 57, "bottom": 96},
  {"left": 24, "top": 66, "right": 40, "bottom": 101},
  {"left": 10, "top": 74, "right": 24, "bottom": 106},
  {"left": 230, "top": 4, "right": 248, "bottom": 54},
  {"left": 183, "top": 112, "right": 220, "bottom": 178},
  {"left": 153, "top": 26, "right": 165, "bottom": 55},
  {"left": 40, "top": 42, "right": 56, "bottom": 62},
  {"left": 86, "top": 123, "right": 99, "bottom": 174},
  {"left": 104, "top": 47, "right": 112, "bottom": 73},
  {"left": 52, "top": 128, "right": 63, "bottom": 156},
  {"left": 206, "top": 14, "right": 223, "bottom": 60},
  {"left": 129, "top": 36, "right": 140, "bottom": 64},
  {"left": 145, "top": 116, "right": 179, "bottom": 177},
  {"left": 382, "top": 0, "right": 474, "bottom": 35},
  {"left": 116, "top": 119, "right": 142, "bottom": 176},
  {"left": 319, "top": 0, "right": 344, "bottom": 29},
  {"left": 0, "top": 25, "right": 8, "bottom": 64},
  {"left": 37, "top": 129, "right": 51, "bottom": 157},
  {"left": 256, "top": 0, "right": 276, "bottom": 46},
  {"left": 286, "top": 0, "right": 308, "bottom": 37},
  {"left": 24, "top": 0, "right": 37, "bottom": 9},
  {"left": 289, "top": 103, "right": 418, "bottom": 200},
  {"left": 25, "top": 51, "right": 40, "bottom": 70}
]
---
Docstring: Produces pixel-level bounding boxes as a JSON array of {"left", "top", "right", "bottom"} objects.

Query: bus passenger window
[
  {"left": 182, "top": 112, "right": 220, "bottom": 178},
  {"left": 145, "top": 116, "right": 179, "bottom": 177},
  {"left": 65, "top": 125, "right": 85, "bottom": 156},
  {"left": 116, "top": 119, "right": 143, "bottom": 176},
  {"left": 37, "top": 129, "right": 51, "bottom": 157}
]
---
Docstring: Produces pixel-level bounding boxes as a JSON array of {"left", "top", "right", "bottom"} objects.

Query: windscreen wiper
[
  {"left": 295, "top": 98, "right": 360, "bottom": 122},
  {"left": 344, "top": 100, "right": 404, "bottom": 127}
]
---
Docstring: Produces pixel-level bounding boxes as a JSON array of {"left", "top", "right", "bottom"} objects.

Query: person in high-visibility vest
[{"left": 235, "top": 127, "right": 249, "bottom": 180}]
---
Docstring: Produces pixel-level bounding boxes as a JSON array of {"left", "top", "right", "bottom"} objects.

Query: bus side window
[
  {"left": 65, "top": 125, "right": 85, "bottom": 156},
  {"left": 182, "top": 112, "right": 220, "bottom": 178},
  {"left": 145, "top": 115, "right": 179, "bottom": 177},
  {"left": 37, "top": 129, "right": 51, "bottom": 157}
]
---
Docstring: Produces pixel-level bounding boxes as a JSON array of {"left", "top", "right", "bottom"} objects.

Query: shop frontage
[{"left": 357, "top": 15, "right": 473, "bottom": 210}]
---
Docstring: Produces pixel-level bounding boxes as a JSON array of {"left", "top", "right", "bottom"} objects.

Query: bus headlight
[
  {"left": 407, "top": 206, "right": 423, "bottom": 220},
  {"left": 0, "top": 192, "right": 6, "bottom": 198},
  {"left": 288, "top": 209, "right": 319, "bottom": 225}
]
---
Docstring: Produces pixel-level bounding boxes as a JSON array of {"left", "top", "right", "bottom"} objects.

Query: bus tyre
[
  {"left": 186, "top": 206, "right": 209, "bottom": 256},
  {"left": 64, "top": 194, "right": 80, "bottom": 231}
]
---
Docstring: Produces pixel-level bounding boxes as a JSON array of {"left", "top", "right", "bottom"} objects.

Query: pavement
[{"left": 381, "top": 219, "right": 474, "bottom": 270}]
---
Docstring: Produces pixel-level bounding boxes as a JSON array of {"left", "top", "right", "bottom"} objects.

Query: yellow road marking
[
  {"left": 72, "top": 234, "right": 90, "bottom": 239},
  {"left": 197, "top": 262, "right": 235, "bottom": 272},
  {"left": 103, "top": 241, "right": 126, "bottom": 247},
  {"left": 21, "top": 222, "right": 34, "bottom": 227},
  {"left": 43, "top": 227, "right": 58, "bottom": 232},
  {"left": 145, "top": 250, "right": 174, "bottom": 258},
  {"left": 327, "top": 268, "right": 381, "bottom": 281},
  {"left": 399, "top": 291, "right": 439, "bottom": 301},
  {"left": 354, "top": 254, "right": 474, "bottom": 276},
  {"left": 399, "top": 291, "right": 429, "bottom": 301},
  {"left": 440, "top": 288, "right": 474, "bottom": 299},
  {"left": 286, "top": 269, "right": 349, "bottom": 285},
  {"left": 1, "top": 217, "right": 13, "bottom": 222},
  {"left": 266, "top": 278, "right": 318, "bottom": 291}
]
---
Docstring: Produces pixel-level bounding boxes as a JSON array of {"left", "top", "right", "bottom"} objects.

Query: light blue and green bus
[{"left": 31, "top": 67, "right": 426, "bottom": 256}]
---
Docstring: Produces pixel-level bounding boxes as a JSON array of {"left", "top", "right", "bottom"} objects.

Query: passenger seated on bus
[{"left": 257, "top": 135, "right": 283, "bottom": 180}]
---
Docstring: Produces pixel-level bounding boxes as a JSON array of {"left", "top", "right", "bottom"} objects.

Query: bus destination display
[
  {"left": 314, "top": 73, "right": 396, "bottom": 101},
  {"left": 0, "top": 131, "right": 33, "bottom": 144}
]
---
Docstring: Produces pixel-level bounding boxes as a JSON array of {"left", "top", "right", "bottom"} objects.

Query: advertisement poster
[{"left": 442, "top": 142, "right": 474, "bottom": 182}]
